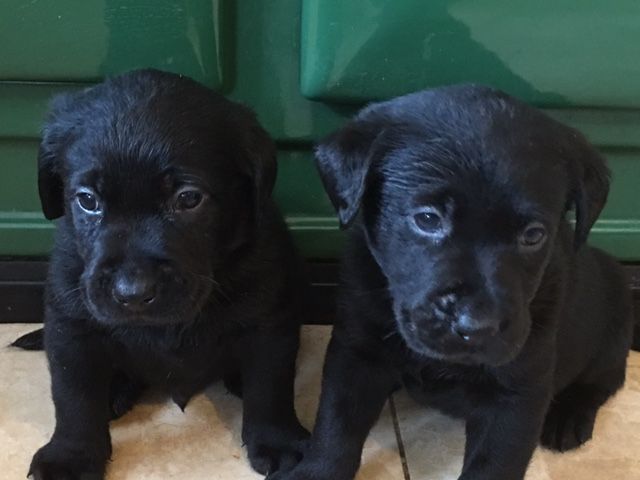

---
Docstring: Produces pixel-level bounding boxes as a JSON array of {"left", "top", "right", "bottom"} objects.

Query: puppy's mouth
[
  {"left": 394, "top": 306, "right": 529, "bottom": 367},
  {"left": 82, "top": 272, "right": 215, "bottom": 326}
]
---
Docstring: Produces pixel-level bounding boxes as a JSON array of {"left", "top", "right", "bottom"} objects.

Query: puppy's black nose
[
  {"left": 452, "top": 314, "right": 498, "bottom": 343},
  {"left": 112, "top": 274, "right": 156, "bottom": 310}
]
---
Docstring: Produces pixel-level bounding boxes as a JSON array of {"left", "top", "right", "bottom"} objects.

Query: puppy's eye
[
  {"left": 174, "top": 189, "right": 204, "bottom": 211},
  {"left": 76, "top": 191, "right": 100, "bottom": 213},
  {"left": 519, "top": 222, "right": 547, "bottom": 249},
  {"left": 411, "top": 209, "right": 445, "bottom": 236},
  {"left": 414, "top": 212, "right": 442, "bottom": 232}
]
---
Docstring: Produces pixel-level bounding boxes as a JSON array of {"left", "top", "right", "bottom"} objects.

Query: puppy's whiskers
[
  {"left": 51, "top": 285, "right": 83, "bottom": 301},
  {"left": 50, "top": 286, "right": 86, "bottom": 312},
  {"left": 382, "top": 329, "right": 400, "bottom": 340},
  {"left": 184, "top": 267, "right": 232, "bottom": 304},
  {"left": 344, "top": 285, "right": 390, "bottom": 298}
]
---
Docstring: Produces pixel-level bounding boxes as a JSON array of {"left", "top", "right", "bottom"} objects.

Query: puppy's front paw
[
  {"left": 265, "top": 462, "right": 350, "bottom": 480},
  {"left": 247, "top": 443, "right": 303, "bottom": 476},
  {"left": 244, "top": 423, "right": 310, "bottom": 475},
  {"left": 541, "top": 402, "right": 597, "bottom": 452},
  {"left": 29, "top": 442, "right": 107, "bottom": 480},
  {"left": 265, "top": 466, "right": 316, "bottom": 480}
]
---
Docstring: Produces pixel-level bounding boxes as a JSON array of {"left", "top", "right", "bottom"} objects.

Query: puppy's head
[
  {"left": 38, "top": 69, "right": 276, "bottom": 325},
  {"left": 316, "top": 85, "right": 609, "bottom": 366}
]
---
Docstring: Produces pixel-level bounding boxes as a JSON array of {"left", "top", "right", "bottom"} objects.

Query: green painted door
[{"left": 1, "top": 0, "right": 639, "bottom": 260}]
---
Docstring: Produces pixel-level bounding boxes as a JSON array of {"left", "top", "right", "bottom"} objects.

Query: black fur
[
  {"left": 10, "top": 328, "right": 43, "bottom": 350},
  {"left": 20, "top": 69, "right": 308, "bottom": 479},
  {"left": 268, "top": 85, "right": 635, "bottom": 480}
]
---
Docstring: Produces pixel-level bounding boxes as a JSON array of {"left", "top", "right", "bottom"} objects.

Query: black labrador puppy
[
  {"left": 268, "top": 85, "right": 636, "bottom": 480},
  {"left": 21, "top": 69, "right": 308, "bottom": 479}
]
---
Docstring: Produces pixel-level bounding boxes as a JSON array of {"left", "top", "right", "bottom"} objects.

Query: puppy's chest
[
  {"left": 108, "top": 326, "right": 236, "bottom": 390},
  {"left": 401, "top": 361, "right": 503, "bottom": 418}
]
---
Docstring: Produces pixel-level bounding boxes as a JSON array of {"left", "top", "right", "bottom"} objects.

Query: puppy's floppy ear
[
  {"left": 314, "top": 119, "right": 384, "bottom": 228},
  {"left": 243, "top": 122, "right": 277, "bottom": 225},
  {"left": 565, "top": 130, "right": 610, "bottom": 248},
  {"left": 37, "top": 93, "right": 78, "bottom": 220}
]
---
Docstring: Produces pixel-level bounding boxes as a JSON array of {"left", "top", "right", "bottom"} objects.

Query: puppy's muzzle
[
  {"left": 84, "top": 253, "right": 196, "bottom": 325},
  {"left": 397, "top": 279, "right": 527, "bottom": 365}
]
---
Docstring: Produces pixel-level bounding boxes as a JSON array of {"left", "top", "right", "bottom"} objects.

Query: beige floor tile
[
  {"left": 0, "top": 324, "right": 403, "bottom": 480},
  {"left": 0, "top": 325, "right": 55, "bottom": 480},
  {"left": 4, "top": 321, "right": 638, "bottom": 480},
  {"left": 395, "top": 352, "right": 640, "bottom": 480},
  {"left": 294, "top": 327, "right": 403, "bottom": 480},
  {"left": 628, "top": 350, "right": 640, "bottom": 368},
  {"left": 393, "top": 390, "right": 465, "bottom": 480}
]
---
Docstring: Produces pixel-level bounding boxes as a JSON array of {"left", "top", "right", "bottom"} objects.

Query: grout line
[{"left": 388, "top": 395, "right": 411, "bottom": 480}]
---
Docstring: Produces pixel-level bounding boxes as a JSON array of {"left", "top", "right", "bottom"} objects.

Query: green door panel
[
  {"left": 5, "top": 1, "right": 640, "bottom": 143},
  {"left": 0, "top": 84, "right": 83, "bottom": 138},
  {"left": 0, "top": 0, "right": 639, "bottom": 261},
  {"left": 5, "top": 80, "right": 640, "bottom": 151},
  {"left": 593, "top": 151, "right": 640, "bottom": 261},
  {"left": 226, "top": 0, "right": 346, "bottom": 142},
  {"left": 273, "top": 151, "right": 343, "bottom": 258},
  {"left": 0, "top": 140, "right": 41, "bottom": 212},
  {"left": 547, "top": 110, "right": 640, "bottom": 149},
  {"left": 0, "top": 0, "right": 226, "bottom": 89},
  {"left": 301, "top": 0, "right": 640, "bottom": 107},
  {"left": 602, "top": 153, "right": 640, "bottom": 221},
  {"left": 0, "top": 213, "right": 54, "bottom": 258}
]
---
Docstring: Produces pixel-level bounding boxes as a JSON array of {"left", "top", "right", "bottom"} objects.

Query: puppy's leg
[
  {"left": 541, "top": 365, "right": 625, "bottom": 452},
  {"left": 266, "top": 334, "right": 397, "bottom": 480},
  {"left": 633, "top": 323, "right": 640, "bottom": 351},
  {"left": 460, "top": 392, "right": 551, "bottom": 480},
  {"left": 222, "top": 370, "right": 243, "bottom": 398},
  {"left": 29, "top": 319, "right": 112, "bottom": 480},
  {"left": 109, "top": 370, "right": 145, "bottom": 420},
  {"left": 238, "top": 326, "right": 309, "bottom": 475}
]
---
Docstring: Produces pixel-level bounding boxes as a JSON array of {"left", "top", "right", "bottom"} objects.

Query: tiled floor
[{"left": 1, "top": 324, "right": 639, "bottom": 479}]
